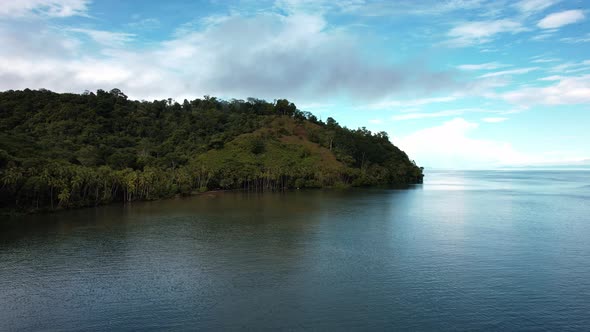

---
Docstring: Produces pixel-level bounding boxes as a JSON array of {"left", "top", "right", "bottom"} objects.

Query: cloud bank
[
  {"left": 394, "top": 118, "right": 524, "bottom": 168},
  {"left": 0, "top": 11, "right": 457, "bottom": 102}
]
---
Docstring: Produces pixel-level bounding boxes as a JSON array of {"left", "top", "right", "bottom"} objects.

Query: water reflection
[{"left": 1, "top": 172, "right": 590, "bottom": 330}]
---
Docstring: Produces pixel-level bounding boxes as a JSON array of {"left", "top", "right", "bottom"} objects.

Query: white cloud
[
  {"left": 515, "top": 0, "right": 560, "bottom": 14},
  {"left": 550, "top": 61, "right": 590, "bottom": 73},
  {"left": 482, "top": 117, "right": 508, "bottom": 123},
  {"left": 127, "top": 18, "right": 161, "bottom": 30},
  {"left": 502, "top": 74, "right": 590, "bottom": 105},
  {"left": 391, "top": 110, "right": 464, "bottom": 120},
  {"left": 274, "top": 0, "right": 364, "bottom": 14},
  {"left": 394, "top": 117, "right": 586, "bottom": 168},
  {"left": 538, "top": 75, "right": 563, "bottom": 81},
  {"left": 561, "top": 33, "right": 590, "bottom": 43},
  {"left": 446, "top": 19, "right": 526, "bottom": 46},
  {"left": 531, "top": 57, "right": 559, "bottom": 63},
  {"left": 299, "top": 102, "right": 333, "bottom": 110},
  {"left": 538, "top": 10, "right": 585, "bottom": 29},
  {"left": 398, "top": 107, "right": 420, "bottom": 113},
  {"left": 68, "top": 28, "right": 135, "bottom": 46},
  {"left": 457, "top": 62, "right": 509, "bottom": 71},
  {"left": 366, "top": 96, "right": 457, "bottom": 110},
  {"left": 0, "top": 23, "right": 182, "bottom": 99},
  {"left": 276, "top": 0, "right": 488, "bottom": 17},
  {"left": 368, "top": 119, "right": 383, "bottom": 124},
  {"left": 531, "top": 31, "right": 556, "bottom": 41},
  {"left": 0, "top": 0, "right": 90, "bottom": 18},
  {"left": 478, "top": 67, "right": 539, "bottom": 78},
  {"left": 390, "top": 107, "right": 518, "bottom": 121},
  {"left": 0, "top": 12, "right": 459, "bottom": 101},
  {"left": 394, "top": 118, "right": 526, "bottom": 168}
]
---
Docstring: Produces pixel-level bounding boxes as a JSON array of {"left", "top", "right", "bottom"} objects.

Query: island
[{"left": 0, "top": 88, "right": 423, "bottom": 212}]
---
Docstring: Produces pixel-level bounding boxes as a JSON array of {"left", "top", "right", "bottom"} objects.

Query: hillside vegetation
[{"left": 0, "top": 89, "right": 423, "bottom": 212}]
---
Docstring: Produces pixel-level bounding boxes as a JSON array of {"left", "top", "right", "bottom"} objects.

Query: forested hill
[{"left": 0, "top": 89, "right": 423, "bottom": 212}]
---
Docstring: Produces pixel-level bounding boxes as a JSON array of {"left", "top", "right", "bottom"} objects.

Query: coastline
[{"left": 1, "top": 180, "right": 424, "bottom": 217}]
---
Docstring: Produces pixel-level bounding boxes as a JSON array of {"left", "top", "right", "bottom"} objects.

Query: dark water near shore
[{"left": 1, "top": 170, "right": 590, "bottom": 331}]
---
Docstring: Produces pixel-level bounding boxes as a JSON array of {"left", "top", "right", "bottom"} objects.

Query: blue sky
[{"left": 1, "top": 0, "right": 589, "bottom": 169}]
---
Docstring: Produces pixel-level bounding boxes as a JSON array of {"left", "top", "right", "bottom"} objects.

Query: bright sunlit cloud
[
  {"left": 394, "top": 118, "right": 525, "bottom": 168},
  {"left": 537, "top": 10, "right": 585, "bottom": 29}
]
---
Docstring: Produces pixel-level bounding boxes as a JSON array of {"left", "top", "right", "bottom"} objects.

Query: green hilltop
[{"left": 0, "top": 88, "right": 423, "bottom": 212}]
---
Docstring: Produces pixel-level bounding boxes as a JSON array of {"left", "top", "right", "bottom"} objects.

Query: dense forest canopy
[{"left": 0, "top": 88, "right": 423, "bottom": 212}]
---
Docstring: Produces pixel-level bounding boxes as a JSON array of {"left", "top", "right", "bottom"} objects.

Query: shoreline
[{"left": 1, "top": 182, "right": 423, "bottom": 217}]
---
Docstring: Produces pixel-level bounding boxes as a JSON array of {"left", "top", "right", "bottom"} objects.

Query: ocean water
[{"left": 1, "top": 170, "right": 589, "bottom": 331}]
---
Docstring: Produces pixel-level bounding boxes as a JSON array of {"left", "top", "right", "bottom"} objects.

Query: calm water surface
[{"left": 1, "top": 170, "right": 590, "bottom": 331}]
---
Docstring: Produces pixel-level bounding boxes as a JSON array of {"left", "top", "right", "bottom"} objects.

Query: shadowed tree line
[{"left": 0, "top": 88, "right": 423, "bottom": 212}]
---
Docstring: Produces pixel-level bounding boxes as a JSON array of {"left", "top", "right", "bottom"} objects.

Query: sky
[{"left": 0, "top": 0, "right": 589, "bottom": 169}]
